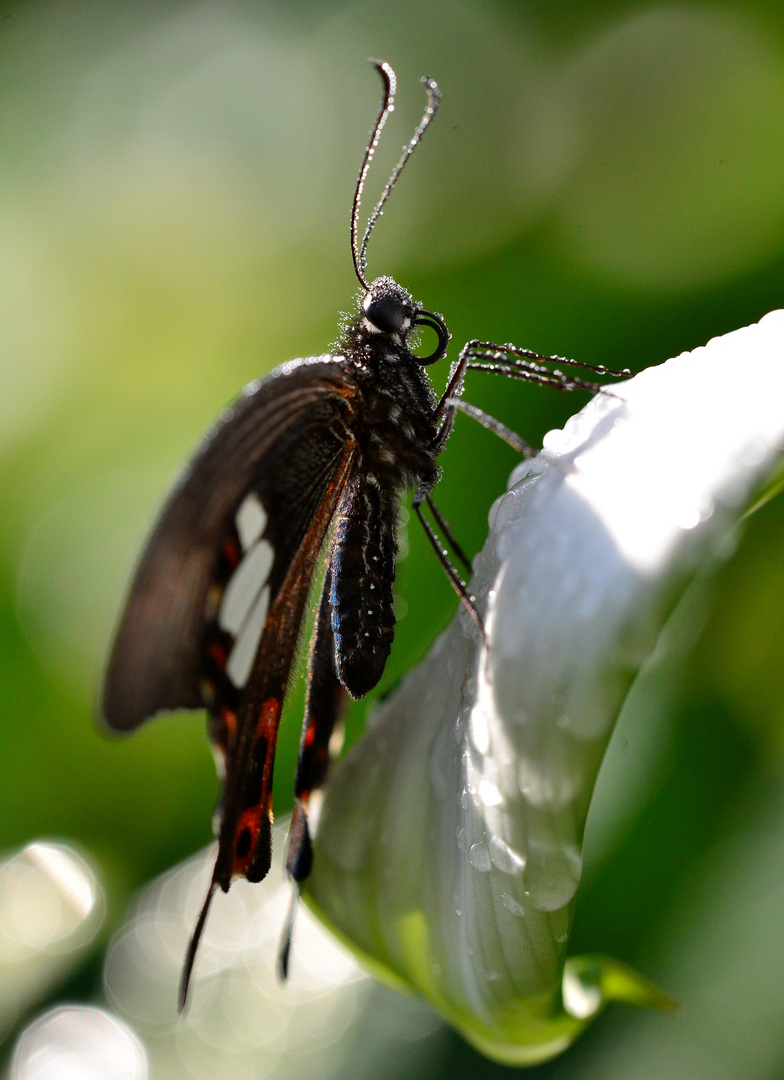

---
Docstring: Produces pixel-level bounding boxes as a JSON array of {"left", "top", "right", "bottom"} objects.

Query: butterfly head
[{"left": 362, "top": 276, "right": 449, "bottom": 365}]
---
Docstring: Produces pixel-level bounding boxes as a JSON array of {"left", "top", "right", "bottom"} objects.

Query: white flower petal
[{"left": 308, "top": 311, "right": 784, "bottom": 1063}]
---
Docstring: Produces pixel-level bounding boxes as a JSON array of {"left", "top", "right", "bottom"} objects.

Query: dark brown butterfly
[{"left": 102, "top": 60, "right": 627, "bottom": 1010}]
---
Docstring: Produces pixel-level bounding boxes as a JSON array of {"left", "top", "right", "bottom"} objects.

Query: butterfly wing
[
  {"left": 102, "top": 357, "right": 358, "bottom": 733},
  {"left": 103, "top": 357, "right": 364, "bottom": 1012}
]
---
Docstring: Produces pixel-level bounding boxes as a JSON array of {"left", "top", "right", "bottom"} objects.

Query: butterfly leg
[
  {"left": 424, "top": 492, "right": 472, "bottom": 575},
  {"left": 433, "top": 339, "right": 630, "bottom": 451},
  {"left": 446, "top": 399, "right": 534, "bottom": 457},
  {"left": 432, "top": 349, "right": 471, "bottom": 435},
  {"left": 425, "top": 337, "right": 609, "bottom": 625},
  {"left": 413, "top": 485, "right": 484, "bottom": 639},
  {"left": 461, "top": 339, "right": 631, "bottom": 383},
  {"left": 423, "top": 341, "right": 537, "bottom": 617}
]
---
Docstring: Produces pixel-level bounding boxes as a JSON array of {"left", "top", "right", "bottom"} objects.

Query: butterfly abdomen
[{"left": 330, "top": 474, "right": 398, "bottom": 699}]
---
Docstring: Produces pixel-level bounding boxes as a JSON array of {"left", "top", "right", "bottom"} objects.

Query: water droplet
[
  {"left": 501, "top": 893, "right": 524, "bottom": 917},
  {"left": 523, "top": 842, "right": 582, "bottom": 911},
  {"left": 488, "top": 835, "right": 525, "bottom": 874},
  {"left": 453, "top": 710, "right": 467, "bottom": 745},
  {"left": 563, "top": 972, "right": 602, "bottom": 1020},
  {"left": 469, "top": 843, "right": 491, "bottom": 872}
]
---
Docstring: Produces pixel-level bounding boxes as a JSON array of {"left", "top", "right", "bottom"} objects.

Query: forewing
[{"left": 102, "top": 358, "right": 358, "bottom": 732}]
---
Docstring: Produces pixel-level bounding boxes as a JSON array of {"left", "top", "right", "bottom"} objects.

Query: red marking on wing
[
  {"left": 229, "top": 697, "right": 283, "bottom": 878},
  {"left": 304, "top": 716, "right": 317, "bottom": 749},
  {"left": 256, "top": 697, "right": 280, "bottom": 738},
  {"left": 222, "top": 537, "right": 241, "bottom": 568},
  {"left": 221, "top": 706, "right": 238, "bottom": 742},
  {"left": 231, "top": 806, "right": 265, "bottom": 876},
  {"left": 207, "top": 641, "right": 228, "bottom": 668}
]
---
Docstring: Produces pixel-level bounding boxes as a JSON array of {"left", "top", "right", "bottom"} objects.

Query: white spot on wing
[
  {"left": 219, "top": 540, "right": 275, "bottom": 634},
  {"left": 211, "top": 743, "right": 226, "bottom": 782},
  {"left": 227, "top": 585, "right": 270, "bottom": 687},
  {"left": 235, "top": 493, "right": 267, "bottom": 551}
]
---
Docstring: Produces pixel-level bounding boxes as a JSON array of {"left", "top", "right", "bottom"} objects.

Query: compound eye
[{"left": 363, "top": 293, "right": 407, "bottom": 334}]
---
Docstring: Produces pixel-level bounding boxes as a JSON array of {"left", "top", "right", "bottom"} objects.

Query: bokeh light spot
[{"left": 11, "top": 1005, "right": 147, "bottom": 1080}]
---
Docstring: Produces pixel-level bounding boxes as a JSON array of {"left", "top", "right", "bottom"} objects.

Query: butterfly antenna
[
  {"left": 351, "top": 60, "right": 396, "bottom": 290},
  {"left": 351, "top": 61, "right": 442, "bottom": 289},
  {"left": 178, "top": 878, "right": 218, "bottom": 1013}
]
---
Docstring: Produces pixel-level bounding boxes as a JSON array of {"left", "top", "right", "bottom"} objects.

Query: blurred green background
[{"left": 3, "top": 0, "right": 784, "bottom": 1076}]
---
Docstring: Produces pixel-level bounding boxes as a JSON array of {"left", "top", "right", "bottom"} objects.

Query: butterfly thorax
[{"left": 339, "top": 284, "right": 443, "bottom": 494}]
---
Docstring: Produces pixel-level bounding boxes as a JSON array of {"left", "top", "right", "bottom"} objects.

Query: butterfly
[{"left": 102, "top": 59, "right": 628, "bottom": 1010}]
